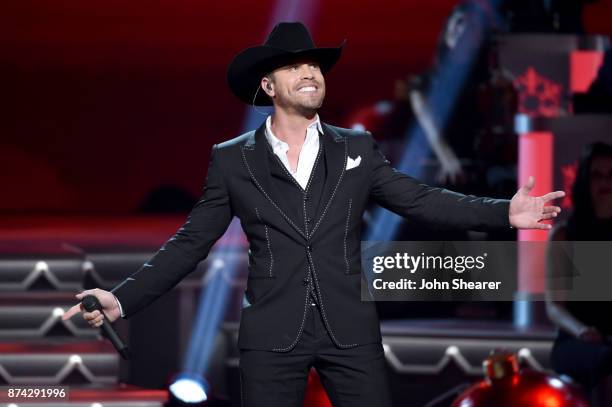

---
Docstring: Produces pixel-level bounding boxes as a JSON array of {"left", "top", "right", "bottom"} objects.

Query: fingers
[
  {"left": 539, "top": 212, "right": 557, "bottom": 220},
  {"left": 535, "top": 222, "right": 553, "bottom": 230},
  {"left": 541, "top": 191, "right": 566, "bottom": 202},
  {"left": 62, "top": 304, "right": 105, "bottom": 327},
  {"left": 83, "top": 309, "right": 105, "bottom": 327},
  {"left": 83, "top": 309, "right": 101, "bottom": 321},
  {"left": 543, "top": 205, "right": 561, "bottom": 214},
  {"left": 82, "top": 311, "right": 104, "bottom": 328},
  {"left": 521, "top": 175, "right": 535, "bottom": 194},
  {"left": 75, "top": 288, "right": 100, "bottom": 300},
  {"left": 62, "top": 288, "right": 108, "bottom": 328},
  {"left": 540, "top": 206, "right": 560, "bottom": 220},
  {"left": 91, "top": 313, "right": 105, "bottom": 328},
  {"left": 62, "top": 303, "right": 83, "bottom": 320},
  {"left": 62, "top": 289, "right": 97, "bottom": 321}
]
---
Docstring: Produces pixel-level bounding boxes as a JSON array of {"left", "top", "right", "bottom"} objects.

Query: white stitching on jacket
[
  {"left": 241, "top": 147, "right": 306, "bottom": 239},
  {"left": 254, "top": 207, "right": 274, "bottom": 278},
  {"left": 344, "top": 198, "right": 352, "bottom": 274},
  {"left": 309, "top": 140, "right": 348, "bottom": 239},
  {"left": 269, "top": 143, "right": 323, "bottom": 351},
  {"left": 242, "top": 135, "right": 357, "bottom": 351},
  {"left": 303, "top": 137, "right": 357, "bottom": 348},
  {"left": 300, "top": 141, "right": 323, "bottom": 236},
  {"left": 266, "top": 143, "right": 323, "bottom": 352},
  {"left": 306, "top": 249, "right": 358, "bottom": 348},
  {"left": 268, "top": 140, "right": 322, "bottom": 194},
  {"left": 271, "top": 286, "right": 311, "bottom": 352}
]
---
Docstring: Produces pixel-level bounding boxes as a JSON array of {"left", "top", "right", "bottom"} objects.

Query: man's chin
[
  {"left": 296, "top": 105, "right": 321, "bottom": 116},
  {"left": 292, "top": 100, "right": 323, "bottom": 115}
]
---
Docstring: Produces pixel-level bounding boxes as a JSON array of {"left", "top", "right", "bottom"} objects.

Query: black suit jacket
[{"left": 111, "top": 122, "right": 510, "bottom": 351}]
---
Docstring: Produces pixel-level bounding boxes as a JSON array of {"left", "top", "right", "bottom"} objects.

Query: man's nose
[{"left": 299, "top": 64, "right": 315, "bottom": 79}]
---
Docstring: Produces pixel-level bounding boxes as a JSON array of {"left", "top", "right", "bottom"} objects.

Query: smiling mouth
[{"left": 297, "top": 86, "right": 318, "bottom": 93}]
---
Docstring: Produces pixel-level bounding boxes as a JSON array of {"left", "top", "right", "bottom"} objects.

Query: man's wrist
[{"left": 112, "top": 294, "right": 125, "bottom": 318}]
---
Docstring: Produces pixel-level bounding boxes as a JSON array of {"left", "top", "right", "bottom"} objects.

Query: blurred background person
[{"left": 546, "top": 142, "right": 612, "bottom": 406}]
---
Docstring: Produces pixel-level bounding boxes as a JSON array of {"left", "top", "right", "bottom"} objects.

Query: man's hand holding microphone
[
  {"left": 62, "top": 288, "right": 130, "bottom": 359},
  {"left": 62, "top": 288, "right": 121, "bottom": 326}
]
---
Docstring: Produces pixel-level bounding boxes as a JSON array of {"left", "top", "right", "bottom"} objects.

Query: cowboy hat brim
[{"left": 227, "top": 41, "right": 346, "bottom": 106}]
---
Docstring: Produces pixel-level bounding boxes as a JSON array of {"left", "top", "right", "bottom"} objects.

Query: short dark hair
[{"left": 567, "top": 142, "right": 612, "bottom": 239}]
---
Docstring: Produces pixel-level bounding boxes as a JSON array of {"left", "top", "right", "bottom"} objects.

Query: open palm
[{"left": 509, "top": 176, "right": 565, "bottom": 230}]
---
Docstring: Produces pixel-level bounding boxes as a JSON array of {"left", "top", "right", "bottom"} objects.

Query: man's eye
[
  {"left": 310, "top": 64, "right": 320, "bottom": 69},
  {"left": 290, "top": 66, "right": 298, "bottom": 71}
]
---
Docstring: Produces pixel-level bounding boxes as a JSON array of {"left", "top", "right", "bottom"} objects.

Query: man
[{"left": 63, "top": 22, "right": 565, "bottom": 406}]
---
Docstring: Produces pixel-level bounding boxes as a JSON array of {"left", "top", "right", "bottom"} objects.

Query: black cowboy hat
[{"left": 227, "top": 22, "right": 346, "bottom": 106}]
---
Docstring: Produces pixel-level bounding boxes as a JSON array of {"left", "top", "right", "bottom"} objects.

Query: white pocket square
[{"left": 346, "top": 155, "right": 361, "bottom": 170}]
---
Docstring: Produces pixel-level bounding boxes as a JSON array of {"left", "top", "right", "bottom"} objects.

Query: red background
[{"left": 3, "top": 0, "right": 612, "bottom": 214}]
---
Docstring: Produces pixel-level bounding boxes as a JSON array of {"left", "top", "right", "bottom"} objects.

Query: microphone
[
  {"left": 82, "top": 295, "right": 131, "bottom": 360},
  {"left": 251, "top": 85, "right": 270, "bottom": 116}
]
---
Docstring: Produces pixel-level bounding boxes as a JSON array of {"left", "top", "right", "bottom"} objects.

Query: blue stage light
[{"left": 169, "top": 373, "right": 209, "bottom": 404}]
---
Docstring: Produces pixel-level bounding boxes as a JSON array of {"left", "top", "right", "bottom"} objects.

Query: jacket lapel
[
  {"left": 308, "top": 123, "right": 348, "bottom": 240},
  {"left": 240, "top": 122, "right": 307, "bottom": 240}
]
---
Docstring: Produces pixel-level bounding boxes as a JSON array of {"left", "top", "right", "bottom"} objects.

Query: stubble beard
[{"left": 290, "top": 87, "right": 326, "bottom": 117}]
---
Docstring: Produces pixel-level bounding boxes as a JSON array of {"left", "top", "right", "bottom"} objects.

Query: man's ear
[{"left": 261, "top": 77, "right": 274, "bottom": 97}]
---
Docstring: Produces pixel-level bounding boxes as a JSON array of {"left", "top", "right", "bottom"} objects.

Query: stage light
[
  {"left": 547, "top": 377, "right": 564, "bottom": 389},
  {"left": 168, "top": 373, "right": 209, "bottom": 404},
  {"left": 366, "top": 1, "right": 506, "bottom": 242},
  {"left": 446, "top": 345, "right": 460, "bottom": 356}
]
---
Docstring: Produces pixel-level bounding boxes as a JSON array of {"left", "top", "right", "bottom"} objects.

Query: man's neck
[{"left": 270, "top": 109, "right": 318, "bottom": 145}]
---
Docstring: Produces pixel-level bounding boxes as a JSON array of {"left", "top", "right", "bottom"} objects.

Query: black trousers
[{"left": 239, "top": 303, "right": 393, "bottom": 407}]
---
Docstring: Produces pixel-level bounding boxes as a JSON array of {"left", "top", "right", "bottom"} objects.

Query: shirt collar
[{"left": 265, "top": 114, "right": 323, "bottom": 151}]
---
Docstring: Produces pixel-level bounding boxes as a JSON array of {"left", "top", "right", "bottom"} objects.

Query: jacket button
[
  {"left": 307, "top": 244, "right": 313, "bottom": 251},
  {"left": 302, "top": 278, "right": 309, "bottom": 286}
]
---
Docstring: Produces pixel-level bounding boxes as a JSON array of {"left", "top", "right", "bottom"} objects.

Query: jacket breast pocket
[
  {"left": 344, "top": 165, "right": 367, "bottom": 190},
  {"left": 344, "top": 164, "right": 365, "bottom": 177},
  {"left": 249, "top": 207, "right": 275, "bottom": 279}
]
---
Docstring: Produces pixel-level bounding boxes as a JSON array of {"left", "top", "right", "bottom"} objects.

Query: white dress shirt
[{"left": 264, "top": 114, "right": 323, "bottom": 190}]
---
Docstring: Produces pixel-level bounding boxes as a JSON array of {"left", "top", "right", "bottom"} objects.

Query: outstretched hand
[{"left": 509, "top": 176, "right": 565, "bottom": 230}]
